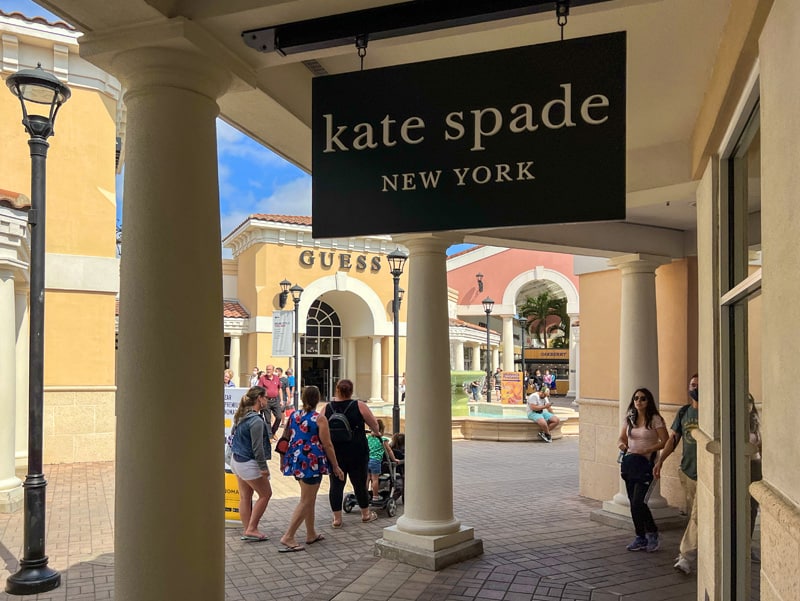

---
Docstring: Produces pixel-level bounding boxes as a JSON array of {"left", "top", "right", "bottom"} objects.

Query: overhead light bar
[{"left": 242, "top": 0, "right": 612, "bottom": 56}]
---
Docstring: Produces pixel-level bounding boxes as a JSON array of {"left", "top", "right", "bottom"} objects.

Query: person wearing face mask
[{"left": 653, "top": 373, "right": 699, "bottom": 575}]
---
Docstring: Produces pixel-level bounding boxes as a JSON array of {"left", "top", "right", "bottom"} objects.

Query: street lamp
[
  {"left": 387, "top": 248, "right": 408, "bottom": 435},
  {"left": 5, "top": 64, "right": 70, "bottom": 595},
  {"left": 290, "top": 284, "right": 303, "bottom": 410},
  {"left": 482, "top": 297, "right": 494, "bottom": 403},
  {"left": 518, "top": 315, "right": 528, "bottom": 386},
  {"left": 278, "top": 278, "right": 291, "bottom": 308}
]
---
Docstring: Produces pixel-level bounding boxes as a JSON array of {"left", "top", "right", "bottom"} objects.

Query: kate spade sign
[{"left": 312, "top": 32, "right": 626, "bottom": 238}]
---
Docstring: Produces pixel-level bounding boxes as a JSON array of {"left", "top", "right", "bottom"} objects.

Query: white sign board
[{"left": 272, "top": 310, "right": 294, "bottom": 357}]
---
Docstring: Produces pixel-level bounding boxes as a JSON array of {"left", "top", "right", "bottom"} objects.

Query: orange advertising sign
[{"left": 500, "top": 371, "right": 524, "bottom": 404}]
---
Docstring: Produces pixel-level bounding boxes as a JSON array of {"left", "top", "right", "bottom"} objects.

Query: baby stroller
[{"left": 344, "top": 459, "right": 401, "bottom": 517}]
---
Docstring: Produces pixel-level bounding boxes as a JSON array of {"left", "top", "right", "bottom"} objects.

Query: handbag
[
  {"left": 620, "top": 452, "right": 654, "bottom": 484},
  {"left": 276, "top": 419, "right": 293, "bottom": 456}
]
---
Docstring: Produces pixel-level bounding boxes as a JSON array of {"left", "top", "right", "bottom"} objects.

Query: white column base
[
  {"left": 591, "top": 496, "right": 686, "bottom": 531},
  {"left": 0, "top": 478, "right": 23, "bottom": 513},
  {"left": 375, "top": 525, "right": 483, "bottom": 571}
]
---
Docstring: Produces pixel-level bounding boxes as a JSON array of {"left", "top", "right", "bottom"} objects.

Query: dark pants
[
  {"left": 329, "top": 452, "right": 369, "bottom": 511},
  {"left": 265, "top": 398, "right": 282, "bottom": 436},
  {"left": 625, "top": 479, "right": 657, "bottom": 536}
]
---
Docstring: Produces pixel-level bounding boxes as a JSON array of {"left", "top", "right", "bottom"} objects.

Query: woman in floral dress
[{"left": 278, "top": 385, "right": 344, "bottom": 552}]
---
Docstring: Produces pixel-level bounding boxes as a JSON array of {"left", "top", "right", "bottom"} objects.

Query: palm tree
[{"left": 518, "top": 291, "right": 569, "bottom": 348}]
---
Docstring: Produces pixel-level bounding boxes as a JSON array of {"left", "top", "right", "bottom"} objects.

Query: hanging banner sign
[
  {"left": 312, "top": 32, "right": 626, "bottom": 238},
  {"left": 272, "top": 310, "right": 294, "bottom": 357}
]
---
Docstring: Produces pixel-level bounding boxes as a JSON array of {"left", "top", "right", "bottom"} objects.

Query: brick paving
[{"left": 0, "top": 435, "right": 700, "bottom": 600}]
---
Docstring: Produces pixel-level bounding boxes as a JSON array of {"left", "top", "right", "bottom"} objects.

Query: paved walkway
[{"left": 1, "top": 436, "right": 699, "bottom": 601}]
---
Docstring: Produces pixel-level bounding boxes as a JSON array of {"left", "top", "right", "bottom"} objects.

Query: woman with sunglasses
[{"left": 617, "top": 387, "right": 668, "bottom": 553}]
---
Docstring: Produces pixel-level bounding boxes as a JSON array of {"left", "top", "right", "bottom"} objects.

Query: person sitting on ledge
[{"left": 526, "top": 386, "right": 560, "bottom": 443}]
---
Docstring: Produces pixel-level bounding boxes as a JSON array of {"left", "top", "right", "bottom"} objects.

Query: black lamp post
[
  {"left": 387, "top": 248, "right": 408, "bottom": 435},
  {"left": 278, "top": 278, "right": 291, "bottom": 308},
  {"left": 290, "top": 284, "right": 303, "bottom": 409},
  {"left": 5, "top": 64, "right": 70, "bottom": 595},
  {"left": 518, "top": 316, "right": 527, "bottom": 384},
  {"left": 482, "top": 297, "right": 494, "bottom": 403}
]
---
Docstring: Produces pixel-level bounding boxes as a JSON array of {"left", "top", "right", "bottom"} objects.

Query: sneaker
[
  {"left": 538, "top": 431, "right": 549, "bottom": 443},
  {"left": 626, "top": 536, "right": 648, "bottom": 551},
  {"left": 673, "top": 556, "right": 691, "bottom": 574},
  {"left": 545, "top": 433, "right": 553, "bottom": 443},
  {"left": 645, "top": 532, "right": 660, "bottom": 552}
]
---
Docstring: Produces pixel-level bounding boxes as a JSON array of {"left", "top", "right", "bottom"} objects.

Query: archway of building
[
  {"left": 299, "top": 275, "right": 393, "bottom": 401},
  {"left": 500, "top": 265, "right": 580, "bottom": 396}
]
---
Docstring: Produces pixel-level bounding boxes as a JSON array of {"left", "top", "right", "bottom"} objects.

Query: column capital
[
  {"left": 393, "top": 233, "right": 459, "bottom": 255},
  {"left": 608, "top": 253, "right": 671, "bottom": 274},
  {"left": 80, "top": 17, "right": 253, "bottom": 99}
]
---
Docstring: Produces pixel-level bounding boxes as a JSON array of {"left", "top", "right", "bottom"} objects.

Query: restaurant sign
[{"left": 311, "top": 32, "right": 626, "bottom": 238}]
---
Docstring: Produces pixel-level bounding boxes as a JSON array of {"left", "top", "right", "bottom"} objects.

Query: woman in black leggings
[{"left": 324, "top": 379, "right": 381, "bottom": 527}]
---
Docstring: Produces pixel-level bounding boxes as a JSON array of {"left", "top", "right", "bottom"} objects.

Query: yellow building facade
[
  {"left": 0, "top": 12, "right": 120, "bottom": 487},
  {"left": 223, "top": 214, "right": 408, "bottom": 403}
]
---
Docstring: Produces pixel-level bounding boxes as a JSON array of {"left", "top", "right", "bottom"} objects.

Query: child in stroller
[
  {"left": 343, "top": 420, "right": 401, "bottom": 517},
  {"left": 389, "top": 433, "right": 405, "bottom": 502}
]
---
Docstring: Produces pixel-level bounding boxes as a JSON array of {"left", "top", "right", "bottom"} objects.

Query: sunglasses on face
[{"left": 633, "top": 395, "right": 647, "bottom": 401}]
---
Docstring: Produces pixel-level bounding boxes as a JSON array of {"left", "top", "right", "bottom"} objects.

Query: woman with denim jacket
[{"left": 230, "top": 386, "right": 273, "bottom": 541}]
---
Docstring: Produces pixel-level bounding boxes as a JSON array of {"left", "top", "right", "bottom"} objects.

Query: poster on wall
[
  {"left": 312, "top": 32, "right": 626, "bottom": 238},
  {"left": 500, "top": 371, "right": 524, "bottom": 404},
  {"left": 224, "top": 387, "right": 247, "bottom": 521},
  {"left": 272, "top": 310, "right": 294, "bottom": 357}
]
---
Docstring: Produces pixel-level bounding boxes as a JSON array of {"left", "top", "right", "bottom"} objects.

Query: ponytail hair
[{"left": 233, "top": 386, "right": 264, "bottom": 426}]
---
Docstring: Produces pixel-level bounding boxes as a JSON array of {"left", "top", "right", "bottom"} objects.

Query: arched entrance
[{"left": 301, "top": 300, "right": 342, "bottom": 400}]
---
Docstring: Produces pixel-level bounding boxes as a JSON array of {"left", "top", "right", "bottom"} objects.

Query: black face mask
[{"left": 689, "top": 388, "right": 698, "bottom": 402}]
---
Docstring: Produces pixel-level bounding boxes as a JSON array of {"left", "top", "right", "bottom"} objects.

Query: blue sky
[{"left": 7, "top": 0, "right": 472, "bottom": 256}]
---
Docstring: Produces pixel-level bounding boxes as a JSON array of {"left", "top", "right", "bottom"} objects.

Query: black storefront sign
[{"left": 311, "top": 32, "right": 626, "bottom": 238}]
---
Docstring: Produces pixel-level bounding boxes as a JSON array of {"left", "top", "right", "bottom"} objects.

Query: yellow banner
[{"left": 500, "top": 371, "right": 524, "bottom": 404}]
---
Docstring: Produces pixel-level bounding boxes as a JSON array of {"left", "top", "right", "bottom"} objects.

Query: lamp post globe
[
  {"left": 5, "top": 64, "right": 69, "bottom": 595},
  {"left": 386, "top": 248, "right": 408, "bottom": 435},
  {"left": 482, "top": 297, "right": 494, "bottom": 403}
]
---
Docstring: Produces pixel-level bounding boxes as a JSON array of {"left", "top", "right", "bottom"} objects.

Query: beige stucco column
[
  {"left": 602, "top": 254, "right": 672, "bottom": 519},
  {"left": 228, "top": 334, "right": 241, "bottom": 385},
  {"left": 0, "top": 269, "right": 23, "bottom": 513},
  {"left": 453, "top": 339, "right": 465, "bottom": 371},
  {"left": 470, "top": 342, "right": 481, "bottom": 372},
  {"left": 492, "top": 346, "right": 500, "bottom": 375},
  {"left": 347, "top": 337, "right": 357, "bottom": 381},
  {"left": 14, "top": 285, "right": 29, "bottom": 467},
  {"left": 83, "top": 43, "right": 232, "bottom": 600},
  {"left": 376, "top": 234, "right": 482, "bottom": 569},
  {"left": 568, "top": 313, "right": 579, "bottom": 399},
  {"left": 502, "top": 315, "right": 515, "bottom": 372},
  {"left": 369, "top": 336, "right": 382, "bottom": 401}
]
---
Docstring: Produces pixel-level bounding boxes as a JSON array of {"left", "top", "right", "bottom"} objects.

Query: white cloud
[
  {"left": 220, "top": 175, "right": 311, "bottom": 242},
  {"left": 216, "top": 120, "right": 291, "bottom": 168}
]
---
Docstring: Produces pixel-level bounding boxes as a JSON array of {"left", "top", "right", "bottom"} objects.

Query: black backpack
[{"left": 328, "top": 401, "right": 356, "bottom": 443}]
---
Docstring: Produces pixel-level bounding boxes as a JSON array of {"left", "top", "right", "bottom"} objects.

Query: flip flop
[
  {"left": 361, "top": 511, "right": 378, "bottom": 523},
  {"left": 241, "top": 535, "right": 269, "bottom": 542},
  {"left": 278, "top": 544, "right": 305, "bottom": 553},
  {"left": 305, "top": 534, "right": 325, "bottom": 545}
]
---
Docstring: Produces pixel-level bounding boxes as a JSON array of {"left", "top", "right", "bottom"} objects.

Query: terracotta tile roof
[
  {"left": 223, "top": 301, "right": 249, "bottom": 319},
  {"left": 0, "top": 189, "right": 30, "bottom": 211},
  {"left": 449, "top": 318, "right": 499, "bottom": 336},
  {"left": 116, "top": 299, "right": 250, "bottom": 320},
  {"left": 250, "top": 214, "right": 312, "bottom": 226},
  {"left": 0, "top": 9, "right": 76, "bottom": 31}
]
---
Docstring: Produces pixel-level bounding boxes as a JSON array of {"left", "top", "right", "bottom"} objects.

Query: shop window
[
  {"left": 301, "top": 300, "right": 342, "bottom": 357},
  {"left": 719, "top": 97, "right": 762, "bottom": 601}
]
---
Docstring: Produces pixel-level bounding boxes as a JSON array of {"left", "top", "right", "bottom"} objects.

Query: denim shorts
[
  {"left": 298, "top": 475, "right": 322, "bottom": 485},
  {"left": 368, "top": 458, "right": 382, "bottom": 475}
]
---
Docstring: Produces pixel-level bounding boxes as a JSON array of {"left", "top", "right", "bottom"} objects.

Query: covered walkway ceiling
[{"left": 40, "top": 0, "right": 733, "bottom": 258}]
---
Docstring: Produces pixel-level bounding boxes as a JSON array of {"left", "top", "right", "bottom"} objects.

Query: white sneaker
[{"left": 673, "top": 556, "right": 691, "bottom": 575}]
